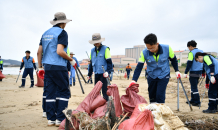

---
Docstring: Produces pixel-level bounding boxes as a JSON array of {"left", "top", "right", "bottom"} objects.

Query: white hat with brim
[
  {"left": 89, "top": 33, "right": 105, "bottom": 44},
  {"left": 50, "top": 12, "right": 72, "bottom": 25}
]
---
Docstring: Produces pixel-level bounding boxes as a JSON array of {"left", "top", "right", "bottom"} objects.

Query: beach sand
[{"left": 0, "top": 73, "right": 217, "bottom": 130}]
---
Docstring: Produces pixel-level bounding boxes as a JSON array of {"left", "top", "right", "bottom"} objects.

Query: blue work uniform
[
  {"left": 203, "top": 55, "right": 218, "bottom": 110},
  {"left": 88, "top": 45, "right": 113, "bottom": 101},
  {"left": 126, "top": 65, "right": 132, "bottom": 80},
  {"left": 20, "top": 56, "right": 37, "bottom": 86},
  {"left": 39, "top": 25, "right": 70, "bottom": 122},
  {"left": 133, "top": 44, "right": 179, "bottom": 103},
  {"left": 0, "top": 59, "right": 3, "bottom": 81},
  {"left": 185, "top": 48, "right": 203, "bottom": 104},
  {"left": 69, "top": 57, "right": 80, "bottom": 85}
]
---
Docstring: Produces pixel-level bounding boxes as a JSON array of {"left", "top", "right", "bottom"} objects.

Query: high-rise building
[{"left": 125, "top": 45, "right": 145, "bottom": 62}]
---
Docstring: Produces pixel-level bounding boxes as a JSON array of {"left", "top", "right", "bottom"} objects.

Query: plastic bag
[
  {"left": 0, "top": 71, "right": 5, "bottom": 79},
  {"left": 121, "top": 83, "right": 147, "bottom": 116},
  {"left": 35, "top": 72, "right": 44, "bottom": 87},
  {"left": 107, "top": 84, "right": 123, "bottom": 117},
  {"left": 118, "top": 104, "right": 154, "bottom": 130}
]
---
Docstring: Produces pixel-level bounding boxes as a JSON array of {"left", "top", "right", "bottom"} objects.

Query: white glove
[
  {"left": 183, "top": 74, "right": 188, "bottom": 78},
  {"left": 210, "top": 76, "right": 216, "bottom": 84},
  {"left": 70, "top": 59, "right": 76, "bottom": 66},
  {"left": 103, "top": 72, "right": 109, "bottom": 78},
  {"left": 68, "top": 71, "right": 71, "bottom": 76},
  {"left": 87, "top": 76, "right": 91, "bottom": 80},
  {"left": 176, "top": 71, "right": 181, "bottom": 79}
]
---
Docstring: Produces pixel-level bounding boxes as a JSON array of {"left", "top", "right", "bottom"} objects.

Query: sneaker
[
  {"left": 48, "top": 120, "right": 55, "bottom": 126},
  {"left": 192, "top": 103, "right": 200, "bottom": 107},
  {"left": 55, "top": 119, "right": 61, "bottom": 127},
  {"left": 19, "top": 86, "right": 25, "bottom": 88},
  {"left": 42, "top": 112, "right": 46, "bottom": 118},
  {"left": 202, "top": 109, "right": 216, "bottom": 113},
  {"left": 69, "top": 84, "right": 72, "bottom": 87}
]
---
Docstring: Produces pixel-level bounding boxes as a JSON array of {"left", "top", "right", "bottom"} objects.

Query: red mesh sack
[
  {"left": 35, "top": 72, "right": 44, "bottom": 87},
  {"left": 121, "top": 84, "right": 147, "bottom": 116},
  {"left": 91, "top": 104, "right": 107, "bottom": 119},
  {"left": 90, "top": 94, "right": 106, "bottom": 112},
  {"left": 38, "top": 70, "right": 45, "bottom": 79},
  {"left": 124, "top": 72, "right": 127, "bottom": 78},
  {"left": 0, "top": 71, "right": 5, "bottom": 79},
  {"left": 59, "top": 81, "right": 106, "bottom": 130},
  {"left": 118, "top": 104, "right": 154, "bottom": 130},
  {"left": 107, "top": 84, "right": 123, "bottom": 117}
]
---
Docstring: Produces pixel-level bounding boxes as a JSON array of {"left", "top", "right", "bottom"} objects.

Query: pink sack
[{"left": 35, "top": 72, "right": 44, "bottom": 87}]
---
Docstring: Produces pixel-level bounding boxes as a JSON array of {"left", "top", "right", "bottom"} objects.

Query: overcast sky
[{"left": 0, "top": 0, "right": 218, "bottom": 62}]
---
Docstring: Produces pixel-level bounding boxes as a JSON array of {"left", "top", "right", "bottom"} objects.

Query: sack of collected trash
[
  {"left": 59, "top": 81, "right": 107, "bottom": 130},
  {"left": 107, "top": 84, "right": 123, "bottom": 117},
  {"left": 0, "top": 71, "right": 5, "bottom": 79},
  {"left": 124, "top": 72, "right": 127, "bottom": 78},
  {"left": 35, "top": 72, "right": 44, "bottom": 87},
  {"left": 118, "top": 103, "right": 154, "bottom": 130},
  {"left": 121, "top": 83, "right": 147, "bottom": 116}
]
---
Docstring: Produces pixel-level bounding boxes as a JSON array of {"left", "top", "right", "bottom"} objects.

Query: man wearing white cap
[
  {"left": 87, "top": 33, "right": 113, "bottom": 101},
  {"left": 37, "top": 12, "right": 76, "bottom": 127}
]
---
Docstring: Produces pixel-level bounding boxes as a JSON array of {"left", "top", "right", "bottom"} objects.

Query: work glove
[
  {"left": 201, "top": 73, "right": 206, "bottom": 78},
  {"left": 87, "top": 76, "right": 91, "bottom": 80},
  {"left": 38, "top": 68, "right": 45, "bottom": 79},
  {"left": 129, "top": 81, "right": 136, "bottom": 88},
  {"left": 68, "top": 71, "right": 71, "bottom": 76},
  {"left": 183, "top": 74, "right": 188, "bottom": 78},
  {"left": 205, "top": 84, "right": 209, "bottom": 89},
  {"left": 176, "top": 71, "right": 181, "bottom": 79},
  {"left": 210, "top": 76, "right": 216, "bottom": 84},
  {"left": 103, "top": 72, "right": 109, "bottom": 78},
  {"left": 70, "top": 59, "right": 77, "bottom": 69}
]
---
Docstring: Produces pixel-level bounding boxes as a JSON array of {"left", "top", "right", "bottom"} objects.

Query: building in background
[{"left": 125, "top": 45, "right": 145, "bottom": 62}]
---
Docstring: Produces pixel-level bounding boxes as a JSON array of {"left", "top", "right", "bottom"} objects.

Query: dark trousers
[
  {"left": 208, "top": 77, "right": 218, "bottom": 110},
  {"left": 95, "top": 74, "right": 108, "bottom": 101},
  {"left": 127, "top": 70, "right": 130, "bottom": 79},
  {"left": 45, "top": 70, "right": 70, "bottom": 121},
  {"left": 189, "top": 77, "right": 200, "bottom": 104},
  {"left": 42, "top": 78, "right": 47, "bottom": 112},
  {"left": 147, "top": 75, "right": 169, "bottom": 103},
  {"left": 22, "top": 68, "right": 34, "bottom": 86}
]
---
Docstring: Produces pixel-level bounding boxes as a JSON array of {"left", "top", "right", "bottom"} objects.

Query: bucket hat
[
  {"left": 89, "top": 33, "right": 105, "bottom": 44},
  {"left": 50, "top": 12, "right": 72, "bottom": 25}
]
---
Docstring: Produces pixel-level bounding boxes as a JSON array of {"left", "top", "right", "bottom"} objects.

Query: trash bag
[
  {"left": 118, "top": 103, "right": 154, "bottom": 130},
  {"left": 59, "top": 81, "right": 106, "bottom": 130},
  {"left": 121, "top": 83, "right": 147, "bottom": 116},
  {"left": 124, "top": 72, "right": 127, "bottom": 78},
  {"left": 35, "top": 72, "right": 44, "bottom": 87},
  {"left": 0, "top": 71, "right": 5, "bottom": 79},
  {"left": 107, "top": 84, "right": 123, "bottom": 117}
]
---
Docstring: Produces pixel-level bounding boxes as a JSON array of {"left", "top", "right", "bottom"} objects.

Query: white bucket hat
[
  {"left": 89, "top": 33, "right": 105, "bottom": 44},
  {"left": 50, "top": 12, "right": 72, "bottom": 25}
]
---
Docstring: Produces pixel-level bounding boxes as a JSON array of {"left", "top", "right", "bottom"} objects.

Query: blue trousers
[
  {"left": 45, "top": 70, "right": 70, "bottom": 121},
  {"left": 22, "top": 68, "right": 34, "bottom": 86},
  {"left": 69, "top": 69, "right": 75, "bottom": 85},
  {"left": 189, "top": 77, "right": 200, "bottom": 104},
  {"left": 208, "top": 76, "right": 218, "bottom": 110},
  {"left": 95, "top": 74, "right": 108, "bottom": 101},
  {"left": 147, "top": 75, "right": 169, "bottom": 103}
]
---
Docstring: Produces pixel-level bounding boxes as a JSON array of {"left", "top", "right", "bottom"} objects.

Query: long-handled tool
[
  {"left": 178, "top": 77, "right": 193, "bottom": 111},
  {"left": 102, "top": 66, "right": 111, "bottom": 86},
  {"left": 16, "top": 72, "right": 21, "bottom": 83},
  {"left": 199, "top": 81, "right": 209, "bottom": 109},
  {"left": 86, "top": 51, "right": 90, "bottom": 60},
  {"left": 75, "top": 67, "right": 85, "bottom": 94},
  {"left": 198, "top": 77, "right": 204, "bottom": 88},
  {"left": 177, "top": 78, "right": 180, "bottom": 111},
  {"left": 76, "top": 66, "right": 87, "bottom": 84}
]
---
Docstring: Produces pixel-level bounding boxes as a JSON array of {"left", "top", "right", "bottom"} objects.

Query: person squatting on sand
[
  {"left": 131, "top": 33, "right": 181, "bottom": 104},
  {"left": 37, "top": 12, "right": 77, "bottom": 126}
]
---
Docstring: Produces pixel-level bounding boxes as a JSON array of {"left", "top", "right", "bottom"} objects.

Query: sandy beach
[{"left": 0, "top": 72, "right": 217, "bottom": 130}]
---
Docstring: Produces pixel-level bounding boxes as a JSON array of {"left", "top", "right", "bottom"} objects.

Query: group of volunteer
[{"left": 0, "top": 11, "right": 217, "bottom": 127}]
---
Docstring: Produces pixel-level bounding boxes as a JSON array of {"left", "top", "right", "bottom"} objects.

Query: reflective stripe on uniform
[
  {"left": 46, "top": 99, "right": 56, "bottom": 102},
  {"left": 209, "top": 98, "right": 216, "bottom": 101},
  {"left": 43, "top": 96, "right": 46, "bottom": 98},
  {"left": 59, "top": 98, "right": 69, "bottom": 101},
  {"left": 193, "top": 92, "right": 199, "bottom": 94},
  {"left": 22, "top": 78, "right": 25, "bottom": 79}
]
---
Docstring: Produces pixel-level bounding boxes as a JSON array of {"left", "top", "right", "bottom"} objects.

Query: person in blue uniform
[
  {"left": 131, "top": 33, "right": 181, "bottom": 104},
  {"left": 19, "top": 50, "right": 37, "bottom": 88},
  {"left": 87, "top": 33, "right": 113, "bottom": 101},
  {"left": 69, "top": 52, "right": 80, "bottom": 86},
  {"left": 126, "top": 63, "right": 132, "bottom": 80},
  {"left": 37, "top": 12, "right": 76, "bottom": 126},
  {"left": 183, "top": 40, "right": 204, "bottom": 106},
  {"left": 0, "top": 56, "right": 3, "bottom": 82},
  {"left": 195, "top": 52, "right": 218, "bottom": 113}
]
